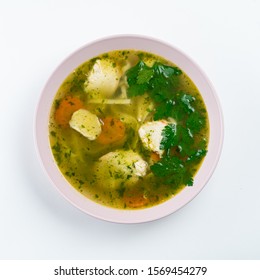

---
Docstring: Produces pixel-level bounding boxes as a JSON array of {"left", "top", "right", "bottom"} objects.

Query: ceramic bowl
[{"left": 35, "top": 35, "right": 224, "bottom": 223}]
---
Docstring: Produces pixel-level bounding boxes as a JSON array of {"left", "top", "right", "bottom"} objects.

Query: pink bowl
[{"left": 35, "top": 35, "right": 224, "bottom": 223}]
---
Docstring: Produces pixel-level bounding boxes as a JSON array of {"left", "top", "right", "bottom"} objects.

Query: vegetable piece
[
  {"left": 150, "top": 152, "right": 160, "bottom": 162},
  {"left": 54, "top": 96, "right": 83, "bottom": 127},
  {"left": 123, "top": 189, "right": 149, "bottom": 208},
  {"left": 96, "top": 117, "right": 126, "bottom": 145},
  {"left": 69, "top": 109, "right": 102, "bottom": 140}
]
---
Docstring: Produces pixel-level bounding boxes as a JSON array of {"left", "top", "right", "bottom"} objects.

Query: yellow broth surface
[{"left": 49, "top": 50, "right": 209, "bottom": 209}]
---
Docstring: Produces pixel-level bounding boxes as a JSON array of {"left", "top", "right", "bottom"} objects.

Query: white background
[{"left": 0, "top": 0, "right": 260, "bottom": 260}]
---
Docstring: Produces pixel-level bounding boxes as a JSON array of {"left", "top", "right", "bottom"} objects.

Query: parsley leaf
[
  {"left": 151, "top": 63, "right": 182, "bottom": 92},
  {"left": 187, "top": 149, "right": 207, "bottom": 162},
  {"left": 126, "top": 61, "right": 182, "bottom": 98},
  {"left": 126, "top": 61, "right": 150, "bottom": 96},
  {"left": 151, "top": 155, "right": 198, "bottom": 187},
  {"left": 153, "top": 62, "right": 182, "bottom": 77},
  {"left": 153, "top": 99, "right": 175, "bottom": 120},
  {"left": 151, "top": 156, "right": 193, "bottom": 186},
  {"left": 180, "top": 93, "right": 195, "bottom": 113},
  {"left": 125, "top": 60, "right": 208, "bottom": 188},
  {"left": 151, "top": 156, "right": 184, "bottom": 177},
  {"left": 186, "top": 111, "right": 206, "bottom": 133},
  {"left": 168, "top": 92, "right": 195, "bottom": 121},
  {"left": 160, "top": 123, "right": 196, "bottom": 158},
  {"left": 137, "top": 68, "right": 154, "bottom": 84},
  {"left": 127, "top": 83, "right": 148, "bottom": 97},
  {"left": 175, "top": 125, "right": 194, "bottom": 157},
  {"left": 160, "top": 123, "right": 178, "bottom": 150}
]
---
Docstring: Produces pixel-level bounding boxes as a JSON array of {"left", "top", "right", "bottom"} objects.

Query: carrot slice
[
  {"left": 151, "top": 152, "right": 160, "bottom": 162},
  {"left": 123, "top": 189, "right": 149, "bottom": 208},
  {"left": 54, "top": 96, "right": 84, "bottom": 127},
  {"left": 96, "top": 117, "right": 125, "bottom": 145}
]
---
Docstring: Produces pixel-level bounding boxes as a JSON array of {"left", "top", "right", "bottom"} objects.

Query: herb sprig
[{"left": 126, "top": 60, "right": 208, "bottom": 187}]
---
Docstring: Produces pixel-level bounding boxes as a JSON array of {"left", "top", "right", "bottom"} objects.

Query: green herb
[
  {"left": 154, "top": 99, "right": 175, "bottom": 120},
  {"left": 52, "top": 142, "right": 62, "bottom": 165},
  {"left": 77, "top": 179, "right": 85, "bottom": 188},
  {"left": 137, "top": 68, "right": 154, "bottom": 84},
  {"left": 160, "top": 123, "right": 178, "bottom": 151},
  {"left": 151, "top": 156, "right": 184, "bottom": 177},
  {"left": 116, "top": 185, "right": 126, "bottom": 197},
  {"left": 54, "top": 99, "right": 60, "bottom": 109},
  {"left": 126, "top": 61, "right": 150, "bottom": 96},
  {"left": 113, "top": 171, "right": 124, "bottom": 179},
  {"left": 126, "top": 60, "right": 208, "bottom": 187},
  {"left": 186, "top": 111, "right": 206, "bottom": 133},
  {"left": 149, "top": 63, "right": 182, "bottom": 99},
  {"left": 151, "top": 122, "right": 207, "bottom": 186},
  {"left": 187, "top": 149, "right": 207, "bottom": 162},
  {"left": 65, "top": 170, "right": 75, "bottom": 178},
  {"left": 70, "top": 69, "right": 85, "bottom": 93},
  {"left": 160, "top": 123, "right": 194, "bottom": 155},
  {"left": 52, "top": 142, "right": 61, "bottom": 153},
  {"left": 150, "top": 156, "right": 194, "bottom": 187},
  {"left": 180, "top": 93, "right": 195, "bottom": 113},
  {"left": 126, "top": 61, "right": 182, "bottom": 98},
  {"left": 64, "top": 148, "right": 71, "bottom": 159},
  {"left": 150, "top": 156, "right": 193, "bottom": 186}
]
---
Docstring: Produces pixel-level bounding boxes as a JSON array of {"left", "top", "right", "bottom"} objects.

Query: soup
[{"left": 49, "top": 50, "right": 209, "bottom": 209}]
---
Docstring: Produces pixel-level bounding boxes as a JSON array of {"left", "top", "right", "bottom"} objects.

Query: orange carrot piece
[
  {"left": 55, "top": 96, "right": 84, "bottom": 127},
  {"left": 151, "top": 152, "right": 160, "bottom": 162},
  {"left": 96, "top": 117, "right": 125, "bottom": 145},
  {"left": 123, "top": 190, "right": 149, "bottom": 208}
]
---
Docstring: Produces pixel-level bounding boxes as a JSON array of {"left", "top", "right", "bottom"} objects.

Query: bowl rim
[{"left": 34, "top": 34, "right": 224, "bottom": 224}]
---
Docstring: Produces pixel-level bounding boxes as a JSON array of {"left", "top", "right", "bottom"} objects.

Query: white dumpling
[
  {"left": 93, "top": 150, "right": 148, "bottom": 189},
  {"left": 69, "top": 109, "right": 101, "bottom": 140},
  {"left": 84, "top": 59, "right": 121, "bottom": 98}
]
